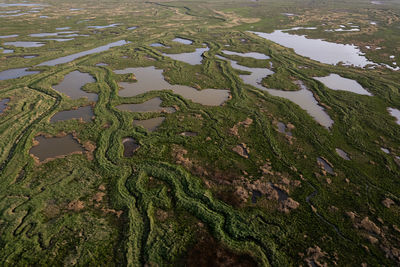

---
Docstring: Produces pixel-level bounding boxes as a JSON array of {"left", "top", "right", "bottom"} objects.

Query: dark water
[{"left": 122, "top": 137, "right": 140, "bottom": 157}]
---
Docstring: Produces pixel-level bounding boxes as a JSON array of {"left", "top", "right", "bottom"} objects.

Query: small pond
[
  {"left": 29, "top": 134, "right": 84, "bottom": 162},
  {"left": 4, "top": 41, "right": 45, "bottom": 48},
  {"left": 50, "top": 106, "right": 94, "bottom": 123},
  {"left": 150, "top": 42, "right": 166, "bottom": 47},
  {"left": 0, "top": 34, "right": 19, "bottom": 39},
  {"left": 1, "top": 47, "right": 14, "bottom": 53},
  {"left": 88, "top": 23, "right": 120, "bottom": 29},
  {"left": 0, "top": 68, "right": 39, "bottom": 81},
  {"left": 162, "top": 47, "right": 209, "bottom": 65},
  {"left": 277, "top": 122, "right": 292, "bottom": 136},
  {"left": 0, "top": 98, "right": 10, "bottom": 114},
  {"left": 250, "top": 30, "right": 374, "bottom": 67},
  {"left": 317, "top": 157, "right": 334, "bottom": 175},
  {"left": 122, "top": 137, "right": 140, "bottom": 157},
  {"left": 133, "top": 117, "right": 165, "bottom": 132},
  {"left": 335, "top": 148, "right": 350, "bottom": 160},
  {"left": 172, "top": 38, "right": 193, "bottom": 45},
  {"left": 53, "top": 71, "right": 97, "bottom": 101},
  {"left": 314, "top": 74, "right": 371, "bottom": 96}
]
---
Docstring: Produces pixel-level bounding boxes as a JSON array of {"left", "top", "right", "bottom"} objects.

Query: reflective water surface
[
  {"left": 53, "top": 71, "right": 97, "bottom": 101},
  {"left": 115, "top": 67, "right": 230, "bottom": 106},
  {"left": 30, "top": 134, "right": 84, "bottom": 162},
  {"left": 50, "top": 106, "right": 94, "bottom": 122},
  {"left": 314, "top": 74, "right": 372, "bottom": 96}
]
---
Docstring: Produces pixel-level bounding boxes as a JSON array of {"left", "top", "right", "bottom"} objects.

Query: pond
[
  {"left": 150, "top": 42, "right": 166, "bottom": 47},
  {"left": 122, "top": 137, "right": 140, "bottom": 157},
  {"left": 45, "top": 38, "right": 74, "bottom": 42},
  {"left": 250, "top": 30, "right": 374, "bottom": 67},
  {"left": 172, "top": 38, "right": 193, "bottom": 45},
  {"left": 3, "top": 41, "right": 45, "bottom": 47},
  {"left": 1, "top": 47, "right": 14, "bottom": 53},
  {"left": 30, "top": 31, "right": 75, "bottom": 37},
  {"left": 162, "top": 47, "right": 209, "bottom": 65},
  {"left": 50, "top": 106, "right": 94, "bottom": 123},
  {"left": 88, "top": 23, "right": 120, "bottom": 29},
  {"left": 317, "top": 157, "right": 334, "bottom": 174},
  {"left": 0, "top": 98, "right": 10, "bottom": 113},
  {"left": 29, "top": 134, "right": 84, "bottom": 162},
  {"left": 115, "top": 67, "right": 230, "bottom": 106},
  {"left": 335, "top": 148, "right": 350, "bottom": 160},
  {"left": 0, "top": 12, "right": 28, "bottom": 17},
  {"left": 133, "top": 117, "right": 165, "bottom": 132},
  {"left": 0, "top": 34, "right": 19, "bottom": 38},
  {"left": 0, "top": 68, "right": 40, "bottom": 80},
  {"left": 277, "top": 122, "right": 292, "bottom": 136},
  {"left": 53, "top": 71, "right": 97, "bottom": 101},
  {"left": 314, "top": 74, "right": 372, "bottom": 96},
  {"left": 0, "top": 10, "right": 21, "bottom": 14}
]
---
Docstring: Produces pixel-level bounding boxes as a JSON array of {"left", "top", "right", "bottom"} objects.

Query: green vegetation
[{"left": 0, "top": 0, "right": 399, "bottom": 266}]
